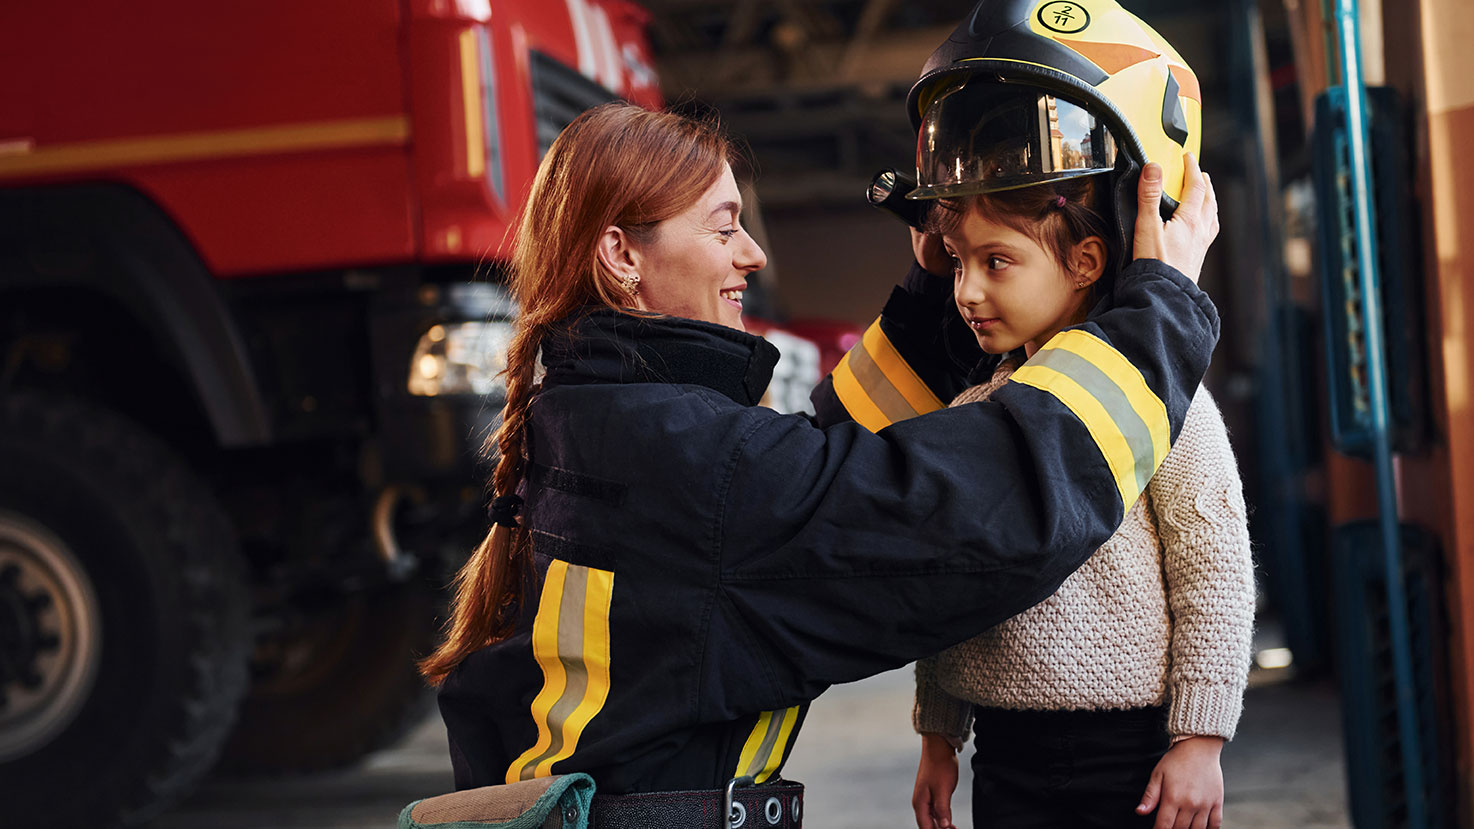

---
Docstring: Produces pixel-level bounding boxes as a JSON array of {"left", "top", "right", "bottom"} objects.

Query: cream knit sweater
[{"left": 914, "top": 363, "right": 1256, "bottom": 742}]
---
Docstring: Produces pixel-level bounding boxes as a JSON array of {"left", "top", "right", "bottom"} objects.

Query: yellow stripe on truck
[{"left": 0, "top": 116, "right": 411, "bottom": 179}]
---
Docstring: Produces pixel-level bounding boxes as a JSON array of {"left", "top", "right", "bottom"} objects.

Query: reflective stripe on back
[
  {"left": 1010, "top": 330, "right": 1170, "bottom": 512},
  {"left": 506, "top": 560, "right": 616, "bottom": 782},
  {"left": 735, "top": 705, "right": 801, "bottom": 784},
  {"left": 831, "top": 318, "right": 944, "bottom": 432}
]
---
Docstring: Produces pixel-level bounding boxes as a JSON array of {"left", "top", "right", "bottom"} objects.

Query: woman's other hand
[
  {"left": 911, "top": 228, "right": 954, "bottom": 278},
  {"left": 912, "top": 733, "right": 960, "bottom": 829},
  {"left": 1136, "top": 735, "right": 1225, "bottom": 829},
  {"left": 1133, "top": 153, "right": 1220, "bottom": 285}
]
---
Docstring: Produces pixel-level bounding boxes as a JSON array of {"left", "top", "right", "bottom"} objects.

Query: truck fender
[{"left": 0, "top": 184, "right": 271, "bottom": 446}]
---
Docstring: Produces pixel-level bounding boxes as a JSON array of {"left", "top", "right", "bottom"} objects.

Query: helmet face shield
[{"left": 909, "top": 79, "right": 1118, "bottom": 200}]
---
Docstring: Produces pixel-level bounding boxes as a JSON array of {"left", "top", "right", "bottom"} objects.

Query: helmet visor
[{"left": 909, "top": 80, "right": 1117, "bottom": 200}]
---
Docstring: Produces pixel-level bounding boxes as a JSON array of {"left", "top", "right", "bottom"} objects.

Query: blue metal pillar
[{"left": 1331, "top": 0, "right": 1428, "bottom": 824}]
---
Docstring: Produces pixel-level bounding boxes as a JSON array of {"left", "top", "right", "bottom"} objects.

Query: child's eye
[
  {"left": 948, "top": 254, "right": 963, "bottom": 275},
  {"left": 986, "top": 255, "right": 1010, "bottom": 271}
]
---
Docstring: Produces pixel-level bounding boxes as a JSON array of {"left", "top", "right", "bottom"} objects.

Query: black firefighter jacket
[{"left": 438, "top": 259, "right": 1219, "bottom": 796}]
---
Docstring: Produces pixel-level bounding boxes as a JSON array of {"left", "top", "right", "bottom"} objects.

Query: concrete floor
[{"left": 150, "top": 667, "right": 1349, "bottom": 828}]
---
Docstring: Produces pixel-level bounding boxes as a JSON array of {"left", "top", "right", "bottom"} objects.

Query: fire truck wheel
[
  {"left": 0, "top": 393, "right": 251, "bottom": 828},
  {"left": 218, "top": 579, "right": 439, "bottom": 773}
]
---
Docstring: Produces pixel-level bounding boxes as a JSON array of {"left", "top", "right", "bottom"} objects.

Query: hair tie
[
  {"left": 1054, "top": 195, "right": 1067, "bottom": 208},
  {"left": 488, "top": 494, "right": 524, "bottom": 528}
]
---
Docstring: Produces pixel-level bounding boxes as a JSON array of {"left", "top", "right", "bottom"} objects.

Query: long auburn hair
[{"left": 419, "top": 103, "right": 733, "bottom": 685}]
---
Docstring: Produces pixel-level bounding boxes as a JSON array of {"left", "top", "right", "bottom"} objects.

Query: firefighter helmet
[{"left": 905, "top": 0, "right": 1201, "bottom": 207}]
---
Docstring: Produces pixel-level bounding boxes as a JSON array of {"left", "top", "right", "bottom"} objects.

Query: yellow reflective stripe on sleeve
[
  {"left": 506, "top": 560, "right": 616, "bottom": 782},
  {"left": 829, "top": 318, "right": 944, "bottom": 433},
  {"left": 1010, "top": 364, "right": 1140, "bottom": 509},
  {"left": 860, "top": 324, "right": 945, "bottom": 416},
  {"left": 1010, "top": 330, "right": 1171, "bottom": 512},
  {"left": 735, "top": 705, "right": 801, "bottom": 783},
  {"left": 1043, "top": 331, "right": 1171, "bottom": 467},
  {"left": 832, "top": 351, "right": 894, "bottom": 433}
]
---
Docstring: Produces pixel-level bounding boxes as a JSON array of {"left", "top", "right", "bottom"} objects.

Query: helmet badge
[{"left": 1037, "top": 1, "right": 1091, "bottom": 35}]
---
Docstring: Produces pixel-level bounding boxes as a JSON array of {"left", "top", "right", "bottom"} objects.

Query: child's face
[{"left": 943, "top": 206, "right": 1100, "bottom": 356}]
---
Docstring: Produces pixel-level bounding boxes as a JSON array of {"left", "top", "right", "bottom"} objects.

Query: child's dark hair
[{"left": 923, "top": 174, "right": 1117, "bottom": 279}]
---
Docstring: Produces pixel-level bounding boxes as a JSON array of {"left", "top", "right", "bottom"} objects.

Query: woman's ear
[
  {"left": 1072, "top": 236, "right": 1108, "bottom": 289},
  {"left": 595, "top": 225, "right": 642, "bottom": 283}
]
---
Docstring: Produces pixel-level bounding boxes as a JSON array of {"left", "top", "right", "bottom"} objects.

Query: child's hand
[
  {"left": 1133, "top": 152, "right": 1219, "bottom": 285},
  {"left": 910, "top": 228, "right": 953, "bottom": 278},
  {"left": 1136, "top": 735, "right": 1225, "bottom": 829},
  {"left": 911, "top": 733, "right": 960, "bottom": 829}
]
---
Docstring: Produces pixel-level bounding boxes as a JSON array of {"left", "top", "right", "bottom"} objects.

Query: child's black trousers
[{"left": 970, "top": 705, "right": 1171, "bottom": 828}]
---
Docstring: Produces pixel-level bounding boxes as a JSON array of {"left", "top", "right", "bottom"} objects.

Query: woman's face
[
  {"left": 631, "top": 164, "right": 767, "bottom": 331},
  {"left": 943, "top": 206, "right": 1099, "bottom": 356}
]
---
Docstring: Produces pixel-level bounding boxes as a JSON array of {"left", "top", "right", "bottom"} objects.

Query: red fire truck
[{"left": 0, "top": 1, "right": 662, "bottom": 825}]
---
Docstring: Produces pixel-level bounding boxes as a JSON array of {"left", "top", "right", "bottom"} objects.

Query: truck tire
[
  {"left": 0, "top": 393, "right": 251, "bottom": 828},
  {"left": 219, "top": 580, "right": 439, "bottom": 773}
]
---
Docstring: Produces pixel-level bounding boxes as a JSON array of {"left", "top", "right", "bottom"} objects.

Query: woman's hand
[
  {"left": 911, "top": 733, "right": 960, "bottom": 829},
  {"left": 1136, "top": 735, "right": 1225, "bottom": 829},
  {"left": 1133, "top": 153, "right": 1219, "bottom": 285},
  {"left": 910, "top": 228, "right": 953, "bottom": 278}
]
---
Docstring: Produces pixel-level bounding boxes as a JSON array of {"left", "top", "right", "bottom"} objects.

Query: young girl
[{"left": 909, "top": 171, "right": 1255, "bottom": 829}]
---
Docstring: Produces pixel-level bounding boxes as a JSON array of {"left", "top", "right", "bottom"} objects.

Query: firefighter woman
[{"left": 415, "top": 14, "right": 1219, "bottom": 818}]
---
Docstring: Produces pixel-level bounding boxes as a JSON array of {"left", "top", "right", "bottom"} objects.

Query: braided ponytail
[
  {"left": 419, "top": 102, "right": 731, "bottom": 684},
  {"left": 418, "top": 324, "right": 543, "bottom": 685}
]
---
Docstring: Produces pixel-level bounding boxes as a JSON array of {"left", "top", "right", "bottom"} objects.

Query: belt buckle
[{"left": 722, "top": 775, "right": 755, "bottom": 829}]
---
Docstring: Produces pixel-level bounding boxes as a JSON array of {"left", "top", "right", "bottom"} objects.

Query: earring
[{"left": 622, "top": 272, "right": 641, "bottom": 296}]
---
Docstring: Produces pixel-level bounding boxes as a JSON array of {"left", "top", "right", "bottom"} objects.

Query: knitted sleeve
[
  {"left": 913, "top": 656, "right": 975, "bottom": 744},
  {"left": 1149, "top": 388, "right": 1256, "bottom": 740}
]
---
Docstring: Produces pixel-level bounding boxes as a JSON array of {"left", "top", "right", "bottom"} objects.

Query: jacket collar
[{"left": 540, "top": 308, "right": 781, "bottom": 407}]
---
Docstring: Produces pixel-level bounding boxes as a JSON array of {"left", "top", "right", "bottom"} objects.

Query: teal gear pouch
[{"left": 398, "top": 773, "right": 595, "bottom": 829}]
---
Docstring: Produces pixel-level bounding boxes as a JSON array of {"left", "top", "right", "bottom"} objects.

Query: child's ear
[{"left": 1072, "top": 236, "right": 1108, "bottom": 288}]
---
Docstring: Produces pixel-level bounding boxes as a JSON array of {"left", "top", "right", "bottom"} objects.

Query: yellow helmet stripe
[
  {"left": 1009, "top": 330, "right": 1170, "bottom": 511},
  {"left": 831, "top": 318, "right": 945, "bottom": 433},
  {"left": 506, "top": 560, "right": 616, "bottom": 781}
]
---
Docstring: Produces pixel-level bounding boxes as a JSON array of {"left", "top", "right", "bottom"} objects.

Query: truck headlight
[{"left": 407, "top": 320, "right": 514, "bottom": 397}]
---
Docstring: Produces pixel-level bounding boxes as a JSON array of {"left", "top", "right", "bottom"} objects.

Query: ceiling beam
[{"left": 658, "top": 24, "right": 952, "bottom": 99}]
